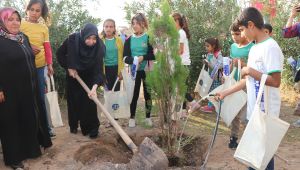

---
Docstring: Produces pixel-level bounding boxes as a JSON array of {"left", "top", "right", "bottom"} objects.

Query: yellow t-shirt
[{"left": 20, "top": 20, "right": 49, "bottom": 68}]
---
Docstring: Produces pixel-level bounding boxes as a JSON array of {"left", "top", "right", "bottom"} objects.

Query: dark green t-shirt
[
  {"left": 104, "top": 38, "right": 118, "bottom": 66},
  {"left": 131, "top": 33, "right": 148, "bottom": 70}
]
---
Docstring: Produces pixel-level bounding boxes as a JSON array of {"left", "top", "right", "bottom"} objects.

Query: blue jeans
[
  {"left": 37, "top": 67, "right": 52, "bottom": 133},
  {"left": 248, "top": 157, "right": 274, "bottom": 170}
]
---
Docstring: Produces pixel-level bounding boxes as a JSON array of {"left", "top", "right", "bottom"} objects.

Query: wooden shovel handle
[{"left": 75, "top": 75, "right": 138, "bottom": 153}]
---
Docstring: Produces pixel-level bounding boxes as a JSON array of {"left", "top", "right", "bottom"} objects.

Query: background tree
[
  {"left": 48, "top": 0, "right": 101, "bottom": 95},
  {"left": 0, "top": 0, "right": 101, "bottom": 95},
  {"left": 124, "top": 0, "right": 240, "bottom": 91},
  {"left": 269, "top": 0, "right": 300, "bottom": 85}
]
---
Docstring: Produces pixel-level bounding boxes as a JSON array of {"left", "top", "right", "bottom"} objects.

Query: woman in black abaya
[
  {"left": 0, "top": 7, "right": 52, "bottom": 169},
  {"left": 56, "top": 23, "right": 105, "bottom": 138}
]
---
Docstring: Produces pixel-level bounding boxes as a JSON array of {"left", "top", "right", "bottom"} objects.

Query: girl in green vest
[{"left": 123, "top": 13, "right": 155, "bottom": 128}]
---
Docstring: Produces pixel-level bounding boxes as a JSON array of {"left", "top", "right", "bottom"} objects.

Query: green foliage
[
  {"left": 124, "top": 0, "right": 160, "bottom": 25},
  {"left": 147, "top": 0, "right": 188, "bottom": 155},
  {"left": 48, "top": 0, "right": 101, "bottom": 96},
  {"left": 125, "top": 0, "right": 240, "bottom": 91},
  {"left": 0, "top": 0, "right": 100, "bottom": 96},
  {"left": 0, "top": 0, "right": 25, "bottom": 12},
  {"left": 171, "top": 0, "right": 239, "bottom": 90},
  {"left": 271, "top": 1, "right": 300, "bottom": 85}
]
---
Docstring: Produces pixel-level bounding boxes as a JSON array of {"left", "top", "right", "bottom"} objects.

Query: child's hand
[
  {"left": 47, "top": 64, "right": 54, "bottom": 76},
  {"left": 0, "top": 91, "right": 5, "bottom": 103},
  {"left": 215, "top": 92, "right": 225, "bottom": 101},
  {"left": 290, "top": 4, "right": 299, "bottom": 18},
  {"left": 118, "top": 73, "right": 123, "bottom": 80},
  {"left": 232, "top": 59, "right": 238, "bottom": 67},
  {"left": 138, "top": 56, "right": 144, "bottom": 63},
  {"left": 203, "top": 59, "right": 208, "bottom": 65},
  {"left": 31, "top": 44, "right": 41, "bottom": 55}
]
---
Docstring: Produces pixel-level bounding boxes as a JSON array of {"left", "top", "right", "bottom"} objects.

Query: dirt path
[
  {"left": 188, "top": 101, "right": 300, "bottom": 170},
  {"left": 1, "top": 91, "right": 300, "bottom": 169}
]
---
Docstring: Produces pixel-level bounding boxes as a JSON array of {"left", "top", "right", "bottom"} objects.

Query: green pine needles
[{"left": 147, "top": 0, "right": 188, "bottom": 154}]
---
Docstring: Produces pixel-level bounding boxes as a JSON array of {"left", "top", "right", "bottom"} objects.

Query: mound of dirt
[
  {"left": 74, "top": 133, "right": 133, "bottom": 165},
  {"left": 73, "top": 127, "right": 208, "bottom": 168}
]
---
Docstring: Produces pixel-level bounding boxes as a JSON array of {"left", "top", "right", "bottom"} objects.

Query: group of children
[
  {"left": 0, "top": 0, "right": 286, "bottom": 168},
  {"left": 57, "top": 7, "right": 282, "bottom": 170},
  {"left": 99, "top": 8, "right": 282, "bottom": 170},
  {"left": 213, "top": 7, "right": 283, "bottom": 170}
]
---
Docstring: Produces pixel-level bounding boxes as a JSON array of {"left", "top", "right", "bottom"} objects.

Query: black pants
[
  {"left": 130, "top": 70, "right": 152, "bottom": 119},
  {"left": 183, "top": 66, "right": 193, "bottom": 109},
  {"left": 66, "top": 72, "right": 100, "bottom": 135},
  {"left": 248, "top": 157, "right": 274, "bottom": 170},
  {"left": 105, "top": 65, "right": 120, "bottom": 91}
]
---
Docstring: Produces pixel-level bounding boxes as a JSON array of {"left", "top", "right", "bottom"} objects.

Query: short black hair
[
  {"left": 263, "top": 23, "right": 273, "bottom": 33},
  {"left": 230, "top": 20, "right": 240, "bottom": 32},
  {"left": 236, "top": 7, "right": 264, "bottom": 29}
]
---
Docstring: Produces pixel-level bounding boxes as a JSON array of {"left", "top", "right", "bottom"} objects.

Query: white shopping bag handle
[
  {"left": 230, "top": 59, "right": 241, "bottom": 81},
  {"left": 230, "top": 67, "right": 237, "bottom": 78},
  {"left": 112, "top": 77, "right": 120, "bottom": 91},
  {"left": 46, "top": 75, "right": 56, "bottom": 92}
]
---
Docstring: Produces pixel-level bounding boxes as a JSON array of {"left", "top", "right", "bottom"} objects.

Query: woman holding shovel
[{"left": 56, "top": 23, "right": 105, "bottom": 138}]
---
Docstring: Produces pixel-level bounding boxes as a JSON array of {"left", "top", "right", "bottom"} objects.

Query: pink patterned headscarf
[{"left": 0, "top": 7, "right": 23, "bottom": 43}]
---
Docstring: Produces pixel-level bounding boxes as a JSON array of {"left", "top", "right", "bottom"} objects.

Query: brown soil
[
  {"left": 0, "top": 88, "right": 299, "bottom": 170},
  {"left": 73, "top": 138, "right": 132, "bottom": 165}
]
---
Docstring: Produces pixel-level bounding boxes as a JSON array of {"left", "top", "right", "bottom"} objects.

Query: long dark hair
[
  {"left": 101, "top": 19, "right": 116, "bottom": 38},
  {"left": 205, "top": 38, "right": 221, "bottom": 52},
  {"left": 131, "top": 13, "right": 148, "bottom": 30},
  {"left": 26, "top": 0, "right": 49, "bottom": 23},
  {"left": 172, "top": 12, "right": 190, "bottom": 39}
]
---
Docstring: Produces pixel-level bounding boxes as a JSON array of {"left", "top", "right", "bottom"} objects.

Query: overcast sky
[{"left": 86, "top": 0, "right": 134, "bottom": 28}]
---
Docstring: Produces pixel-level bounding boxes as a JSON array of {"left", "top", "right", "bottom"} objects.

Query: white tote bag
[
  {"left": 234, "top": 74, "right": 290, "bottom": 170},
  {"left": 194, "top": 65, "right": 213, "bottom": 97},
  {"left": 45, "top": 75, "right": 64, "bottom": 127},
  {"left": 104, "top": 78, "right": 130, "bottom": 119},
  {"left": 121, "top": 67, "right": 135, "bottom": 104},
  {"left": 208, "top": 67, "right": 247, "bottom": 126}
]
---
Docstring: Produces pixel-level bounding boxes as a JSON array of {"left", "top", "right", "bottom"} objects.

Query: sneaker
[
  {"left": 228, "top": 136, "right": 238, "bottom": 149},
  {"left": 129, "top": 119, "right": 136, "bottom": 128},
  {"left": 293, "top": 119, "right": 300, "bottom": 128},
  {"left": 200, "top": 105, "right": 214, "bottom": 113},
  {"left": 10, "top": 162, "right": 24, "bottom": 170},
  {"left": 145, "top": 118, "right": 153, "bottom": 127},
  {"left": 189, "top": 101, "right": 201, "bottom": 113}
]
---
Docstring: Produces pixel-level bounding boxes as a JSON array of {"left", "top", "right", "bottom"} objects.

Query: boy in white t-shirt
[{"left": 216, "top": 7, "right": 284, "bottom": 170}]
